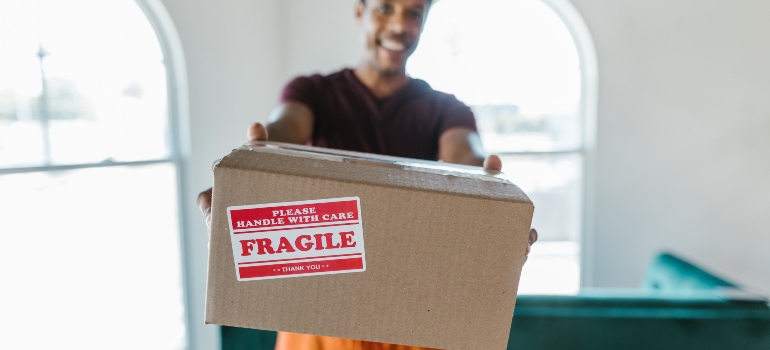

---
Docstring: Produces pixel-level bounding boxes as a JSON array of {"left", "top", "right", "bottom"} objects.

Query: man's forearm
[
  {"left": 438, "top": 127, "right": 487, "bottom": 167},
  {"left": 266, "top": 120, "right": 306, "bottom": 144},
  {"left": 264, "top": 102, "right": 315, "bottom": 144}
]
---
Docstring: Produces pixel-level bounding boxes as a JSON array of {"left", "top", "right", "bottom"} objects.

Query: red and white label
[{"left": 226, "top": 197, "right": 366, "bottom": 281}]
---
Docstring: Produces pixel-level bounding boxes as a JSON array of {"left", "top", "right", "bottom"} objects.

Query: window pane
[
  {"left": 0, "top": 0, "right": 170, "bottom": 167},
  {"left": 0, "top": 164, "right": 186, "bottom": 349},
  {"left": 473, "top": 105, "right": 582, "bottom": 154},
  {"left": 501, "top": 153, "right": 583, "bottom": 295},
  {"left": 407, "top": 0, "right": 582, "bottom": 152},
  {"left": 501, "top": 153, "right": 582, "bottom": 242},
  {"left": 0, "top": 120, "right": 46, "bottom": 167},
  {"left": 518, "top": 241, "right": 580, "bottom": 295}
]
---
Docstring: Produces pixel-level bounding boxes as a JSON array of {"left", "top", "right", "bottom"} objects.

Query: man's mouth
[{"left": 378, "top": 38, "right": 408, "bottom": 52}]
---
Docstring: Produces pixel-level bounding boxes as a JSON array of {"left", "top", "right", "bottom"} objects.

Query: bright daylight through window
[
  {"left": 408, "top": 0, "right": 585, "bottom": 294},
  {"left": 0, "top": 0, "right": 186, "bottom": 348}
]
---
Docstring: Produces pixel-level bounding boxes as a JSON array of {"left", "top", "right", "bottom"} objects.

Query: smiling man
[
  {"left": 264, "top": 0, "right": 495, "bottom": 168},
  {"left": 198, "top": 0, "right": 537, "bottom": 349}
]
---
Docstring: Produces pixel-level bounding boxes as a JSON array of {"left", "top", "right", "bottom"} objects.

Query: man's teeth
[{"left": 380, "top": 39, "right": 405, "bottom": 51}]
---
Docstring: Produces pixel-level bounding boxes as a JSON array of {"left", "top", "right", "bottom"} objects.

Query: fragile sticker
[{"left": 227, "top": 197, "right": 366, "bottom": 281}]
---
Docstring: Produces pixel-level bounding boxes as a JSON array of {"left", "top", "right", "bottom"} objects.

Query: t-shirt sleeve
[
  {"left": 279, "top": 75, "right": 320, "bottom": 110},
  {"left": 438, "top": 94, "right": 478, "bottom": 135}
]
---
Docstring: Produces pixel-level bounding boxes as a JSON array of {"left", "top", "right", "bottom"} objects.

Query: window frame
[
  {"left": 538, "top": 0, "right": 598, "bottom": 289},
  {"left": 134, "top": 0, "right": 205, "bottom": 348},
  {"left": 0, "top": 0, "right": 201, "bottom": 347}
]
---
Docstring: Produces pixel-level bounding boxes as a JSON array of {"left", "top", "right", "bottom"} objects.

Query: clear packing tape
[{"left": 239, "top": 141, "right": 511, "bottom": 185}]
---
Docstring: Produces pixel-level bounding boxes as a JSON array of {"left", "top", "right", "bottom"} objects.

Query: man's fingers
[
  {"left": 529, "top": 228, "right": 538, "bottom": 245},
  {"left": 197, "top": 188, "right": 213, "bottom": 217},
  {"left": 524, "top": 228, "right": 538, "bottom": 264},
  {"left": 483, "top": 154, "right": 502, "bottom": 172},
  {"left": 248, "top": 122, "right": 268, "bottom": 141},
  {"left": 197, "top": 188, "right": 213, "bottom": 230}
]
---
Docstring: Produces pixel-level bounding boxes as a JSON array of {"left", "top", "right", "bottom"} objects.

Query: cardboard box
[{"left": 205, "top": 142, "right": 534, "bottom": 350}]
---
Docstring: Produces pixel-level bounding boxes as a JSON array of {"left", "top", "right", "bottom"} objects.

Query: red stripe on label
[
  {"left": 238, "top": 257, "right": 364, "bottom": 279},
  {"left": 232, "top": 222, "right": 359, "bottom": 234},
  {"left": 238, "top": 253, "right": 363, "bottom": 265},
  {"left": 230, "top": 200, "right": 359, "bottom": 230}
]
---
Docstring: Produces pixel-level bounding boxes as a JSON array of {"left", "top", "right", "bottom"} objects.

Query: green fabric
[
  {"left": 642, "top": 252, "right": 737, "bottom": 290},
  {"left": 221, "top": 326, "right": 276, "bottom": 350},
  {"left": 515, "top": 289, "right": 770, "bottom": 319},
  {"left": 508, "top": 314, "right": 770, "bottom": 350}
]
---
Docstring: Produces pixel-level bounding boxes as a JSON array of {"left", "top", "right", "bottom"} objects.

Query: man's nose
[{"left": 386, "top": 11, "right": 407, "bottom": 34}]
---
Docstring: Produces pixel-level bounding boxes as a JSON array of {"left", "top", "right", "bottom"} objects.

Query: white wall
[
  {"left": 570, "top": 0, "right": 770, "bottom": 292},
  {"left": 157, "top": 0, "right": 770, "bottom": 347},
  {"left": 279, "top": 0, "right": 362, "bottom": 80}
]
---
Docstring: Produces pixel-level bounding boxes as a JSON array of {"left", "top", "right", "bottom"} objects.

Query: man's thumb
[{"left": 248, "top": 122, "right": 268, "bottom": 141}]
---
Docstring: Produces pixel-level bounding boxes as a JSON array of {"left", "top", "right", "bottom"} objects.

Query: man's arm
[
  {"left": 439, "top": 127, "right": 502, "bottom": 171},
  {"left": 261, "top": 101, "right": 315, "bottom": 144}
]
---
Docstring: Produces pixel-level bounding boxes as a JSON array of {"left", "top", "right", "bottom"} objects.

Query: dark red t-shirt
[{"left": 280, "top": 69, "right": 476, "bottom": 161}]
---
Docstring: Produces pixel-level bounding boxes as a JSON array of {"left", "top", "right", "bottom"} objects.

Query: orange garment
[{"left": 275, "top": 332, "right": 439, "bottom": 350}]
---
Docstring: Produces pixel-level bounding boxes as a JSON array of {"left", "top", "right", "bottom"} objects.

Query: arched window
[
  {"left": 408, "top": 0, "right": 597, "bottom": 294},
  {"left": 0, "top": 0, "right": 188, "bottom": 347}
]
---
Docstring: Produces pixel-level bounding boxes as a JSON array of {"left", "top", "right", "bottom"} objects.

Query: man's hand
[
  {"left": 526, "top": 228, "right": 538, "bottom": 262},
  {"left": 483, "top": 154, "right": 502, "bottom": 172},
  {"left": 196, "top": 188, "right": 214, "bottom": 230},
  {"left": 247, "top": 122, "right": 269, "bottom": 143},
  {"left": 197, "top": 123, "right": 269, "bottom": 230}
]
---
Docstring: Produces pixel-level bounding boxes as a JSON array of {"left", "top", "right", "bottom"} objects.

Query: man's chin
[{"left": 374, "top": 65, "right": 405, "bottom": 78}]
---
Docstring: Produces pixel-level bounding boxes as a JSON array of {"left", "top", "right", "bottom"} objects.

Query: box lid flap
[{"left": 215, "top": 141, "right": 532, "bottom": 204}]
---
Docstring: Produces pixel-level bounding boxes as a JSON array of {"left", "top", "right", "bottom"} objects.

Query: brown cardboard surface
[{"left": 205, "top": 142, "right": 534, "bottom": 350}]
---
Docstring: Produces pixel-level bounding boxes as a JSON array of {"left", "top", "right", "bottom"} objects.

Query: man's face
[{"left": 356, "top": 0, "right": 429, "bottom": 77}]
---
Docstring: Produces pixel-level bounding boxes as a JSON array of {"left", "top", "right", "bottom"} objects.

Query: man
[{"left": 198, "top": 0, "right": 537, "bottom": 348}]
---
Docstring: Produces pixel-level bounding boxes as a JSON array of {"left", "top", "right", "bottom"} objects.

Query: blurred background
[{"left": 1, "top": 0, "right": 768, "bottom": 348}]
